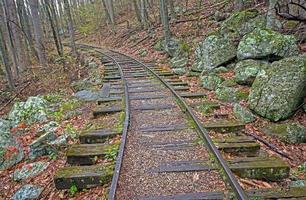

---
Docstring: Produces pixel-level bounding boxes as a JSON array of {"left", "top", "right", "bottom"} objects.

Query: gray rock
[
  {"left": 88, "top": 62, "right": 98, "bottom": 68},
  {"left": 12, "top": 184, "right": 43, "bottom": 200},
  {"left": 170, "top": 55, "right": 188, "bottom": 69},
  {"left": 266, "top": 0, "right": 283, "bottom": 30},
  {"left": 29, "top": 131, "right": 56, "bottom": 160},
  {"left": 9, "top": 97, "right": 49, "bottom": 127},
  {"left": 164, "top": 38, "right": 180, "bottom": 57},
  {"left": 172, "top": 68, "right": 186, "bottom": 76},
  {"left": 216, "top": 87, "right": 249, "bottom": 102},
  {"left": 193, "top": 34, "right": 237, "bottom": 72},
  {"left": 212, "top": 66, "right": 229, "bottom": 73},
  {"left": 262, "top": 123, "right": 306, "bottom": 144},
  {"left": 237, "top": 28, "right": 299, "bottom": 60},
  {"left": 49, "top": 134, "right": 69, "bottom": 146},
  {"left": 0, "top": 119, "right": 24, "bottom": 170},
  {"left": 234, "top": 59, "right": 270, "bottom": 85},
  {"left": 201, "top": 74, "right": 224, "bottom": 91},
  {"left": 289, "top": 180, "right": 306, "bottom": 188},
  {"left": 219, "top": 79, "right": 237, "bottom": 88},
  {"left": 37, "top": 121, "right": 58, "bottom": 136},
  {"left": 248, "top": 55, "right": 306, "bottom": 121},
  {"left": 221, "top": 9, "right": 265, "bottom": 41},
  {"left": 74, "top": 90, "right": 100, "bottom": 101},
  {"left": 13, "top": 162, "right": 49, "bottom": 181},
  {"left": 233, "top": 103, "right": 256, "bottom": 123}
]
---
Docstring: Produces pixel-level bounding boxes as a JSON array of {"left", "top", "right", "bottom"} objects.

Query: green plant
[
  {"left": 69, "top": 183, "right": 78, "bottom": 196},
  {"left": 65, "top": 123, "right": 77, "bottom": 139},
  {"left": 104, "top": 143, "right": 120, "bottom": 161},
  {"left": 48, "top": 152, "right": 58, "bottom": 161}
]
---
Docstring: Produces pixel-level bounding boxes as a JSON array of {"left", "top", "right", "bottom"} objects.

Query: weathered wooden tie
[
  {"left": 93, "top": 105, "right": 122, "bottom": 117},
  {"left": 54, "top": 165, "right": 113, "bottom": 189},
  {"left": 80, "top": 129, "right": 120, "bottom": 144},
  {"left": 67, "top": 144, "right": 109, "bottom": 165}
]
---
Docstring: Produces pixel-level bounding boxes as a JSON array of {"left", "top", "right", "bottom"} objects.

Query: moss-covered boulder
[
  {"left": 170, "top": 54, "right": 188, "bottom": 69},
  {"left": 172, "top": 68, "right": 186, "bottom": 76},
  {"left": 221, "top": 9, "right": 265, "bottom": 41},
  {"left": 0, "top": 119, "right": 24, "bottom": 170},
  {"left": 248, "top": 55, "right": 306, "bottom": 121},
  {"left": 9, "top": 97, "right": 49, "bottom": 127},
  {"left": 262, "top": 123, "right": 306, "bottom": 144},
  {"left": 201, "top": 74, "right": 224, "bottom": 91},
  {"left": 13, "top": 161, "right": 49, "bottom": 181},
  {"left": 234, "top": 59, "right": 270, "bottom": 85},
  {"left": 216, "top": 87, "right": 249, "bottom": 102},
  {"left": 233, "top": 103, "right": 256, "bottom": 123},
  {"left": 12, "top": 184, "right": 43, "bottom": 200},
  {"left": 193, "top": 35, "right": 237, "bottom": 72},
  {"left": 237, "top": 28, "right": 299, "bottom": 60}
]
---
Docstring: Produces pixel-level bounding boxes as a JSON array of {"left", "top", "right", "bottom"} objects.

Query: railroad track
[{"left": 54, "top": 44, "right": 306, "bottom": 200}]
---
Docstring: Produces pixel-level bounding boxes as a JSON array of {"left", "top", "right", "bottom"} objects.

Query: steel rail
[
  {"left": 76, "top": 44, "right": 131, "bottom": 200},
  {"left": 75, "top": 43, "right": 247, "bottom": 200},
  {"left": 107, "top": 49, "right": 248, "bottom": 200}
]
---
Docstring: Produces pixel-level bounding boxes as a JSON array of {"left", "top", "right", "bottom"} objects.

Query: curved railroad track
[{"left": 54, "top": 44, "right": 306, "bottom": 200}]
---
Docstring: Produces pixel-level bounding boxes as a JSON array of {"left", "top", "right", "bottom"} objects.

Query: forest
[{"left": 0, "top": 0, "right": 305, "bottom": 199}]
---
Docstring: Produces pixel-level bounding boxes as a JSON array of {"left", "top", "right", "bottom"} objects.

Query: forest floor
[{"left": 0, "top": 1, "right": 305, "bottom": 199}]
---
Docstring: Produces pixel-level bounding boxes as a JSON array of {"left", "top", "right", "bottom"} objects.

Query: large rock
[
  {"left": 233, "top": 103, "right": 256, "bottom": 123},
  {"left": 193, "top": 35, "right": 237, "bottom": 72},
  {"left": 249, "top": 55, "right": 306, "bottom": 121},
  {"left": 0, "top": 119, "right": 24, "bottom": 170},
  {"left": 262, "top": 123, "right": 306, "bottom": 144},
  {"left": 12, "top": 184, "right": 43, "bottom": 200},
  {"left": 216, "top": 87, "right": 249, "bottom": 102},
  {"left": 172, "top": 68, "right": 186, "bottom": 76},
  {"left": 201, "top": 74, "right": 224, "bottom": 91},
  {"left": 9, "top": 97, "right": 49, "bottom": 127},
  {"left": 29, "top": 131, "right": 56, "bottom": 160},
  {"left": 74, "top": 90, "right": 102, "bottom": 101},
  {"left": 221, "top": 9, "right": 265, "bottom": 41},
  {"left": 234, "top": 59, "right": 270, "bottom": 85},
  {"left": 237, "top": 28, "right": 299, "bottom": 60},
  {"left": 13, "top": 162, "right": 49, "bottom": 181},
  {"left": 170, "top": 54, "right": 188, "bottom": 69}
]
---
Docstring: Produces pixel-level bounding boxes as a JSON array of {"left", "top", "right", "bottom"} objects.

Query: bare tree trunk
[
  {"left": 168, "top": 0, "right": 175, "bottom": 19},
  {"left": 160, "top": 0, "right": 171, "bottom": 45},
  {"left": 5, "top": 0, "right": 26, "bottom": 72},
  {"left": 133, "top": 0, "right": 142, "bottom": 26},
  {"left": 29, "top": 0, "right": 47, "bottom": 66},
  {"left": 1, "top": 0, "right": 19, "bottom": 78},
  {"left": 64, "top": 0, "right": 77, "bottom": 56},
  {"left": 0, "top": 23, "right": 15, "bottom": 90},
  {"left": 44, "top": 0, "right": 63, "bottom": 57}
]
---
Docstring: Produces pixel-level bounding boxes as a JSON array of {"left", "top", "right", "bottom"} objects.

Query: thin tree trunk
[
  {"left": 0, "top": 24, "right": 15, "bottom": 90},
  {"left": 5, "top": 0, "right": 26, "bottom": 72},
  {"left": 160, "top": 0, "right": 171, "bottom": 45},
  {"left": 64, "top": 0, "right": 77, "bottom": 56},
  {"left": 44, "top": 0, "right": 63, "bottom": 57},
  {"left": 29, "top": 0, "right": 47, "bottom": 66}
]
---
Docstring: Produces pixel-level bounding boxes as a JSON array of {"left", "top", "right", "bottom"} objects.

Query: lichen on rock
[
  {"left": 263, "top": 123, "right": 306, "bottom": 144},
  {"left": 193, "top": 34, "right": 237, "bottom": 72},
  {"left": 201, "top": 73, "right": 224, "bottom": 91},
  {"left": 234, "top": 59, "right": 270, "bottom": 85},
  {"left": 9, "top": 97, "right": 50, "bottom": 127},
  {"left": 248, "top": 55, "right": 306, "bottom": 121},
  {"left": 237, "top": 28, "right": 299, "bottom": 60}
]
